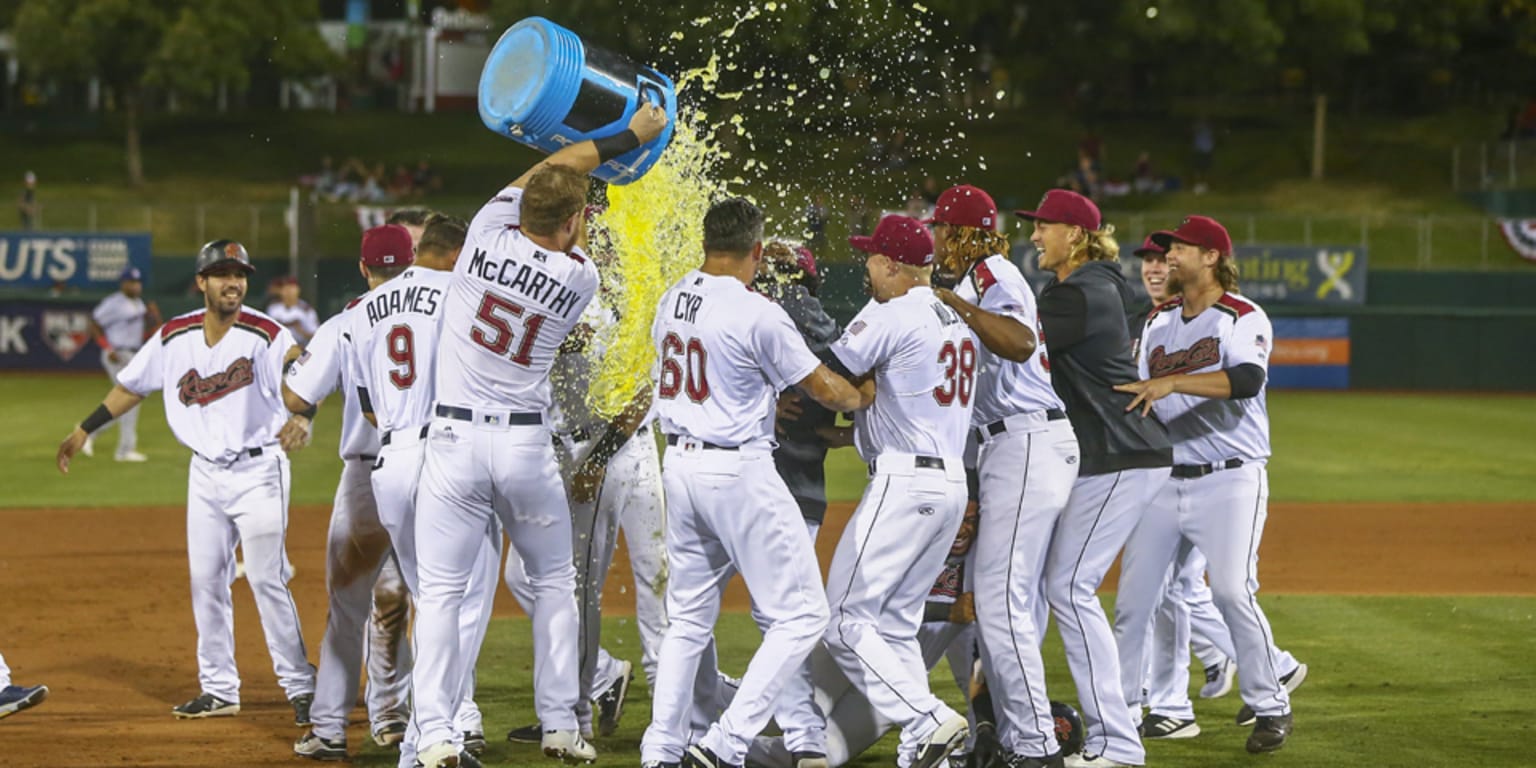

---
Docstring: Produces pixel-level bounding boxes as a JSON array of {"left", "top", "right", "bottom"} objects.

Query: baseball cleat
[
  {"left": 115, "top": 450, "right": 149, "bottom": 462},
  {"left": 506, "top": 722, "right": 542, "bottom": 743},
  {"left": 1235, "top": 663, "right": 1307, "bottom": 726},
  {"left": 1245, "top": 713, "right": 1293, "bottom": 754},
  {"left": 682, "top": 745, "right": 740, "bottom": 768},
  {"left": 373, "top": 719, "right": 408, "bottom": 747},
  {"left": 595, "top": 659, "right": 633, "bottom": 737},
  {"left": 172, "top": 692, "right": 239, "bottom": 719},
  {"left": 293, "top": 731, "right": 348, "bottom": 761},
  {"left": 1000, "top": 751, "right": 1065, "bottom": 768},
  {"left": 0, "top": 684, "right": 48, "bottom": 720},
  {"left": 463, "top": 730, "right": 487, "bottom": 756},
  {"left": 913, "top": 714, "right": 969, "bottom": 768},
  {"left": 641, "top": 762, "right": 681, "bottom": 768},
  {"left": 291, "top": 693, "right": 314, "bottom": 727},
  {"left": 792, "top": 750, "right": 829, "bottom": 768},
  {"left": 542, "top": 728, "right": 597, "bottom": 763},
  {"left": 1138, "top": 714, "right": 1200, "bottom": 739},
  {"left": 418, "top": 741, "right": 461, "bottom": 768},
  {"left": 1199, "top": 657, "right": 1237, "bottom": 699},
  {"left": 1062, "top": 754, "right": 1136, "bottom": 768}
]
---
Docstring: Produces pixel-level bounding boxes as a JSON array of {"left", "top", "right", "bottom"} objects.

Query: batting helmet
[
  {"left": 1052, "top": 700, "right": 1084, "bottom": 756},
  {"left": 196, "top": 240, "right": 255, "bottom": 275}
]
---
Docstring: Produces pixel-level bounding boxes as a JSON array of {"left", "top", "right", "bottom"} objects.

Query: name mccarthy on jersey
[{"left": 465, "top": 246, "right": 584, "bottom": 319}]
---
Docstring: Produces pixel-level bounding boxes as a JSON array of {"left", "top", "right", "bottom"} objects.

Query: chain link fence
[{"left": 1451, "top": 138, "right": 1536, "bottom": 193}]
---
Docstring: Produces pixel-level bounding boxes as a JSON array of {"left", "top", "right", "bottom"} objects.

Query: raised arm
[
  {"left": 509, "top": 103, "right": 669, "bottom": 189},
  {"left": 936, "top": 287, "right": 1037, "bottom": 362}
]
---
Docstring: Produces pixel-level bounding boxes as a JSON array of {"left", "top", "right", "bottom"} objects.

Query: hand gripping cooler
[{"left": 478, "top": 16, "right": 677, "bottom": 185}]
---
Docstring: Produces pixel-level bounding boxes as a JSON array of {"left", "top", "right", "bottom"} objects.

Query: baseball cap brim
[
  {"left": 199, "top": 259, "right": 256, "bottom": 275},
  {"left": 848, "top": 235, "right": 879, "bottom": 255},
  {"left": 1149, "top": 230, "right": 1185, "bottom": 250}
]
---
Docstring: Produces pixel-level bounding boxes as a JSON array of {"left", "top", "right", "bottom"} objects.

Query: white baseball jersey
[
  {"left": 831, "top": 288, "right": 975, "bottom": 461},
  {"left": 284, "top": 307, "right": 381, "bottom": 460},
  {"left": 117, "top": 307, "right": 296, "bottom": 463},
  {"left": 348, "top": 267, "right": 451, "bottom": 433},
  {"left": 1138, "top": 292, "right": 1272, "bottom": 464},
  {"left": 268, "top": 300, "right": 320, "bottom": 342},
  {"left": 92, "top": 292, "right": 149, "bottom": 350},
  {"left": 651, "top": 270, "right": 821, "bottom": 448},
  {"left": 549, "top": 297, "right": 614, "bottom": 439},
  {"left": 954, "top": 254, "right": 1064, "bottom": 424},
  {"left": 435, "top": 187, "right": 599, "bottom": 411}
]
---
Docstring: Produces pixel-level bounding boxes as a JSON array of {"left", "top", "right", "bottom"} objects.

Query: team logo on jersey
[
  {"left": 41, "top": 310, "right": 92, "bottom": 362},
  {"left": 1147, "top": 337, "right": 1222, "bottom": 378},
  {"left": 177, "top": 357, "right": 256, "bottom": 407}
]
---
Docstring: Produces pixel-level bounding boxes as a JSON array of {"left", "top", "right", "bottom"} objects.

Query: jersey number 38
[{"left": 933, "top": 338, "right": 977, "bottom": 407}]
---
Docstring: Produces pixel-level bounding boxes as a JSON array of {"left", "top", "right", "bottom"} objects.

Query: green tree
[{"left": 11, "top": 0, "right": 336, "bottom": 186}]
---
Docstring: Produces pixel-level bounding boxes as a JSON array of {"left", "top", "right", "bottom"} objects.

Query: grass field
[
  {"left": 7, "top": 375, "right": 1531, "bottom": 507},
  {"left": 3, "top": 374, "right": 1533, "bottom": 766}
]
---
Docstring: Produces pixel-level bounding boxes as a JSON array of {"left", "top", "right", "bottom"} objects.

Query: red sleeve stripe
[
  {"left": 1148, "top": 296, "right": 1183, "bottom": 322},
  {"left": 236, "top": 311, "right": 282, "bottom": 345},
  {"left": 160, "top": 312, "right": 205, "bottom": 341},
  {"left": 972, "top": 260, "right": 998, "bottom": 293},
  {"left": 1217, "top": 294, "right": 1257, "bottom": 317}
]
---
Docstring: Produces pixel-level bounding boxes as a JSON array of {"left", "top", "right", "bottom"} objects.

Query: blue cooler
[{"left": 478, "top": 17, "right": 677, "bottom": 185}]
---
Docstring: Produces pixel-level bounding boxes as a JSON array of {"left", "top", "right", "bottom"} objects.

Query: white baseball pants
[
  {"left": 1115, "top": 464, "right": 1291, "bottom": 720},
  {"left": 366, "top": 555, "right": 413, "bottom": 728},
  {"left": 1045, "top": 466, "right": 1168, "bottom": 766},
  {"left": 186, "top": 448, "right": 314, "bottom": 703},
  {"left": 0, "top": 651, "right": 10, "bottom": 688},
  {"left": 412, "top": 413, "right": 579, "bottom": 754},
  {"left": 640, "top": 444, "right": 828, "bottom": 766},
  {"left": 972, "top": 418, "right": 1078, "bottom": 758},
  {"left": 821, "top": 454, "right": 968, "bottom": 765}
]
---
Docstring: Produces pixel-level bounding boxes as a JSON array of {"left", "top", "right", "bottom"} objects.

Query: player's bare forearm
[
  {"left": 510, "top": 104, "right": 669, "bottom": 188},
  {"left": 1115, "top": 371, "right": 1232, "bottom": 416},
  {"left": 280, "top": 382, "right": 321, "bottom": 418},
  {"left": 935, "top": 288, "right": 1036, "bottom": 362},
  {"left": 796, "top": 364, "right": 863, "bottom": 413},
  {"left": 58, "top": 386, "right": 143, "bottom": 473}
]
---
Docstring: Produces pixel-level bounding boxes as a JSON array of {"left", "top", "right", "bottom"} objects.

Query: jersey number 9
[
  {"left": 658, "top": 332, "right": 710, "bottom": 402},
  {"left": 387, "top": 324, "right": 416, "bottom": 388},
  {"left": 471, "top": 292, "right": 547, "bottom": 366},
  {"left": 934, "top": 338, "right": 977, "bottom": 407}
]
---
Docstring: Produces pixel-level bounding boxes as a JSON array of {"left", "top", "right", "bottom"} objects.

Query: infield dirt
[{"left": 0, "top": 500, "right": 1529, "bottom": 766}]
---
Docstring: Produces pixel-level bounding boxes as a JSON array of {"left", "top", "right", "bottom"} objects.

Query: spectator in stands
[
  {"left": 388, "top": 164, "right": 415, "bottom": 200},
  {"left": 1133, "top": 151, "right": 1159, "bottom": 194},
  {"left": 266, "top": 276, "right": 320, "bottom": 345},
  {"left": 412, "top": 159, "right": 442, "bottom": 195},
  {"left": 359, "top": 163, "right": 389, "bottom": 203},
  {"left": 18, "top": 171, "right": 38, "bottom": 230}
]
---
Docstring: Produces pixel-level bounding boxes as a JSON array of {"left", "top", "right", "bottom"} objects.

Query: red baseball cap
[
  {"left": 793, "top": 245, "right": 818, "bottom": 278},
  {"left": 850, "top": 215, "right": 934, "bottom": 266},
  {"left": 1015, "top": 189, "right": 1101, "bottom": 231},
  {"left": 924, "top": 184, "right": 998, "bottom": 231},
  {"left": 1151, "top": 215, "right": 1233, "bottom": 256},
  {"left": 361, "top": 224, "right": 416, "bottom": 267},
  {"left": 1133, "top": 234, "right": 1167, "bottom": 258}
]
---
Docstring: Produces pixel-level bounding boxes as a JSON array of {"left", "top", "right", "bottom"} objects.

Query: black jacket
[
  {"left": 1039, "top": 260, "right": 1172, "bottom": 476},
  {"left": 764, "top": 282, "right": 841, "bottom": 524}
]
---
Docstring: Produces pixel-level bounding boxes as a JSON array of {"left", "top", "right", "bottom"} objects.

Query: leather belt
[
  {"left": 196, "top": 446, "right": 264, "bottom": 465},
  {"left": 665, "top": 434, "right": 738, "bottom": 451},
  {"left": 975, "top": 408, "right": 1067, "bottom": 442},
  {"left": 435, "top": 404, "right": 542, "bottom": 426},
  {"left": 381, "top": 425, "right": 430, "bottom": 446},
  {"left": 1172, "top": 458, "right": 1244, "bottom": 479},
  {"left": 869, "top": 455, "right": 945, "bottom": 476}
]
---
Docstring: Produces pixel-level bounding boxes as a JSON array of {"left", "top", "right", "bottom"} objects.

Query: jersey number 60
[{"left": 658, "top": 332, "right": 710, "bottom": 402}]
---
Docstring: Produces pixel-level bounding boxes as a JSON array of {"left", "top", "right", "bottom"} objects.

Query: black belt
[
  {"left": 381, "top": 425, "right": 429, "bottom": 446},
  {"left": 199, "top": 446, "right": 263, "bottom": 464},
  {"left": 982, "top": 408, "right": 1068, "bottom": 438},
  {"left": 869, "top": 455, "right": 945, "bottom": 476},
  {"left": 435, "top": 404, "right": 542, "bottom": 426},
  {"left": 353, "top": 454, "right": 377, "bottom": 463},
  {"left": 665, "top": 434, "right": 738, "bottom": 451},
  {"left": 1172, "top": 458, "right": 1244, "bottom": 479}
]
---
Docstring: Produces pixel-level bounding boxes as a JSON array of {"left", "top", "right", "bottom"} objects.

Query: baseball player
[
  {"left": 0, "top": 653, "right": 47, "bottom": 721},
  {"left": 501, "top": 277, "right": 662, "bottom": 741},
  {"left": 640, "top": 198, "right": 864, "bottom": 768},
  {"left": 410, "top": 103, "right": 668, "bottom": 768},
  {"left": 801, "top": 214, "right": 973, "bottom": 768},
  {"left": 268, "top": 276, "right": 320, "bottom": 345},
  {"left": 341, "top": 223, "right": 506, "bottom": 768},
  {"left": 1021, "top": 190, "right": 1174, "bottom": 768},
  {"left": 85, "top": 266, "right": 161, "bottom": 462},
  {"left": 1112, "top": 216, "right": 1295, "bottom": 754},
  {"left": 56, "top": 240, "right": 317, "bottom": 724},
  {"left": 746, "top": 504, "right": 981, "bottom": 768},
  {"left": 929, "top": 184, "right": 1078, "bottom": 768}
]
